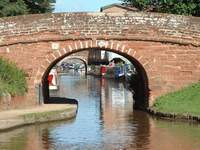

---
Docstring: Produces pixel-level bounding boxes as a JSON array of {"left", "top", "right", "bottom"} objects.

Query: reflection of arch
[
  {"left": 35, "top": 40, "right": 150, "bottom": 109},
  {"left": 58, "top": 56, "right": 88, "bottom": 75}
]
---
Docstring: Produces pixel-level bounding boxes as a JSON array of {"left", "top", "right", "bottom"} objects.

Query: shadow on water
[
  {"left": 132, "top": 110, "right": 151, "bottom": 149},
  {"left": 48, "top": 97, "right": 78, "bottom": 105}
]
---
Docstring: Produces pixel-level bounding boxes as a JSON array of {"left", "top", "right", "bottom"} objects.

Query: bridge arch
[
  {"left": 57, "top": 56, "right": 88, "bottom": 74},
  {"left": 35, "top": 40, "right": 150, "bottom": 109}
]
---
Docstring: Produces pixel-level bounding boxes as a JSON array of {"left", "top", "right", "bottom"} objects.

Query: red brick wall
[{"left": 0, "top": 12, "right": 199, "bottom": 108}]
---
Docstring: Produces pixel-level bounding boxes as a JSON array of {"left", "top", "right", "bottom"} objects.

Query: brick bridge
[
  {"left": 0, "top": 12, "right": 200, "bottom": 108},
  {"left": 57, "top": 52, "right": 88, "bottom": 73}
]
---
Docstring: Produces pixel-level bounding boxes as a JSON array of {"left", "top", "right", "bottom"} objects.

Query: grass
[
  {"left": 152, "top": 82, "right": 200, "bottom": 116},
  {"left": 0, "top": 58, "right": 27, "bottom": 97}
]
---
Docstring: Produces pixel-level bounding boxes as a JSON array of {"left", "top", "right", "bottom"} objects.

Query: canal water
[{"left": 0, "top": 72, "right": 200, "bottom": 150}]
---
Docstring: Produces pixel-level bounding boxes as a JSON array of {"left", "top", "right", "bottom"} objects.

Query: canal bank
[
  {"left": 0, "top": 104, "right": 77, "bottom": 131},
  {"left": 147, "top": 108, "right": 200, "bottom": 123},
  {"left": 148, "top": 82, "right": 200, "bottom": 123}
]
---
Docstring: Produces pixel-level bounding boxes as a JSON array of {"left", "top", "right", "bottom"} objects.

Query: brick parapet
[{"left": 0, "top": 12, "right": 199, "bottom": 46}]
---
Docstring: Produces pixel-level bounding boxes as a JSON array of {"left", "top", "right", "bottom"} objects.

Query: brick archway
[
  {"left": 57, "top": 56, "right": 88, "bottom": 75},
  {"left": 34, "top": 40, "right": 151, "bottom": 84},
  {"left": 35, "top": 40, "right": 151, "bottom": 108}
]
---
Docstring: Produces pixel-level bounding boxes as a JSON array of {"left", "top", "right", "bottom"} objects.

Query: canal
[{"left": 0, "top": 72, "right": 200, "bottom": 150}]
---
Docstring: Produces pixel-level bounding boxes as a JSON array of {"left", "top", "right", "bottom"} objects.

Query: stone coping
[
  {"left": 0, "top": 104, "right": 77, "bottom": 131},
  {"left": 147, "top": 108, "right": 200, "bottom": 123}
]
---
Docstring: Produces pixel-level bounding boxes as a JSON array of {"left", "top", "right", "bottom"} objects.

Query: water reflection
[{"left": 0, "top": 73, "right": 200, "bottom": 150}]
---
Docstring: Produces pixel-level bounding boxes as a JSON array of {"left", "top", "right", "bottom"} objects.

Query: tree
[
  {"left": 0, "top": 0, "right": 28, "bottom": 17},
  {"left": 24, "top": 0, "right": 56, "bottom": 14},
  {"left": 0, "top": 0, "right": 55, "bottom": 17},
  {"left": 121, "top": 0, "right": 200, "bottom": 16},
  {"left": 122, "top": 0, "right": 151, "bottom": 11}
]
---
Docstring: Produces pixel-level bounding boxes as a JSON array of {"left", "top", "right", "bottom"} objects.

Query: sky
[{"left": 54, "top": 0, "right": 120, "bottom": 13}]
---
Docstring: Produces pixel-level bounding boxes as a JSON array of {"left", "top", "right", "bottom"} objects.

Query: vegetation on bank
[
  {"left": 152, "top": 82, "right": 200, "bottom": 116},
  {"left": 121, "top": 0, "right": 200, "bottom": 16},
  {"left": 0, "top": 58, "right": 27, "bottom": 97}
]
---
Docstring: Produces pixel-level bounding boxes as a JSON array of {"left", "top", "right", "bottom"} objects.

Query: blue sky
[{"left": 54, "top": 0, "right": 120, "bottom": 12}]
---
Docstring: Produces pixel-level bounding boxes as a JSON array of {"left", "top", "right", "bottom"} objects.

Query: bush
[{"left": 0, "top": 58, "right": 27, "bottom": 96}]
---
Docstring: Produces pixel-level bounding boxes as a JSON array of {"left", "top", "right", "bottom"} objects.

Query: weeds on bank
[{"left": 0, "top": 58, "right": 27, "bottom": 97}]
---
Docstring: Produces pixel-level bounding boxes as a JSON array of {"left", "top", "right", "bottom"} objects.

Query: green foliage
[
  {"left": 122, "top": 0, "right": 151, "bottom": 10},
  {"left": 0, "top": 0, "right": 28, "bottom": 17},
  {"left": 152, "top": 82, "right": 200, "bottom": 116},
  {"left": 24, "top": 0, "right": 56, "bottom": 14},
  {"left": 121, "top": 0, "right": 200, "bottom": 16},
  {"left": 0, "top": 58, "right": 27, "bottom": 96},
  {"left": 0, "top": 0, "right": 55, "bottom": 17}
]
